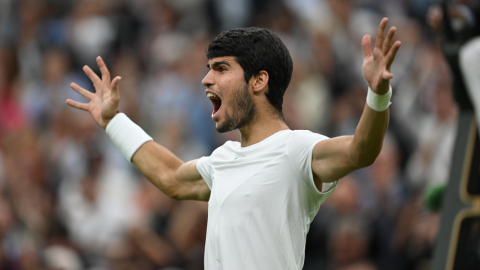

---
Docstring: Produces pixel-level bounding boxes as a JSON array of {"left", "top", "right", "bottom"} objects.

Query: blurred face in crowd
[
  {"left": 330, "top": 226, "right": 368, "bottom": 264},
  {"left": 202, "top": 56, "right": 256, "bottom": 133}
]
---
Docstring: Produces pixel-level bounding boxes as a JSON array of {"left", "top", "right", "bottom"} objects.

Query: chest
[{"left": 208, "top": 152, "right": 300, "bottom": 208}]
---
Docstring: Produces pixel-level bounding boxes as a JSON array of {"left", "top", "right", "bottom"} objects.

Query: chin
[
  {"left": 215, "top": 124, "right": 233, "bottom": 133},
  {"left": 215, "top": 120, "right": 237, "bottom": 133}
]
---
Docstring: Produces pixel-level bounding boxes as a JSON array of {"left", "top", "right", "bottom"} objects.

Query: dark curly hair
[{"left": 206, "top": 27, "right": 293, "bottom": 117}]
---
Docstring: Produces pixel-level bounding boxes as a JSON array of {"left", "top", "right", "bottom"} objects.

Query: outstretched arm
[
  {"left": 66, "top": 57, "right": 210, "bottom": 201},
  {"left": 312, "top": 18, "right": 401, "bottom": 184},
  {"left": 132, "top": 143, "right": 210, "bottom": 201}
]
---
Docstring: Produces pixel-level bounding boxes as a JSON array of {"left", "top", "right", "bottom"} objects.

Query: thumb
[{"left": 383, "top": 70, "right": 394, "bottom": 80}]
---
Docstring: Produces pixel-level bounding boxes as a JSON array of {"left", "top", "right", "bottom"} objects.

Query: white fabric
[
  {"left": 196, "top": 130, "right": 337, "bottom": 270},
  {"left": 105, "top": 113, "right": 153, "bottom": 162},
  {"left": 366, "top": 86, "right": 392, "bottom": 112},
  {"left": 459, "top": 36, "right": 480, "bottom": 129}
]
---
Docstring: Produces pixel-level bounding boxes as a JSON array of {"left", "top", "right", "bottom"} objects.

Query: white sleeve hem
[{"left": 196, "top": 156, "right": 212, "bottom": 190}]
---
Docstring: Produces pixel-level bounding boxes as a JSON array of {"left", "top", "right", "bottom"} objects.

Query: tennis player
[{"left": 67, "top": 18, "right": 400, "bottom": 270}]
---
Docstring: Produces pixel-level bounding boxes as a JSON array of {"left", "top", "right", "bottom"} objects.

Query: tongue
[{"left": 212, "top": 99, "right": 221, "bottom": 115}]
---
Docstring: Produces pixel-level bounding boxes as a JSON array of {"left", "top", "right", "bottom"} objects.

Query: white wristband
[
  {"left": 366, "top": 86, "right": 392, "bottom": 112},
  {"left": 106, "top": 113, "right": 153, "bottom": 162}
]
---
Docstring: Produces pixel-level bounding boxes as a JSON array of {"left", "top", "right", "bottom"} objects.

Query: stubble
[{"left": 216, "top": 83, "right": 256, "bottom": 133}]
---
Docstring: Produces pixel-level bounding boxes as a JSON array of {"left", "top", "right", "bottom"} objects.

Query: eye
[{"left": 219, "top": 66, "right": 227, "bottom": 72}]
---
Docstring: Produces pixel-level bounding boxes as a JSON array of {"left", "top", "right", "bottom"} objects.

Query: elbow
[
  {"left": 165, "top": 179, "right": 185, "bottom": 201},
  {"left": 168, "top": 191, "right": 183, "bottom": 201},
  {"left": 349, "top": 151, "right": 379, "bottom": 168},
  {"left": 164, "top": 183, "right": 184, "bottom": 200},
  {"left": 357, "top": 156, "right": 377, "bottom": 168},
  {"left": 348, "top": 139, "right": 383, "bottom": 168},
  {"left": 157, "top": 172, "right": 184, "bottom": 200}
]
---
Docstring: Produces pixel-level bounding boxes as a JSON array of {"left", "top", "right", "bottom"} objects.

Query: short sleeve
[
  {"left": 196, "top": 156, "right": 213, "bottom": 190},
  {"left": 286, "top": 130, "right": 338, "bottom": 196}
]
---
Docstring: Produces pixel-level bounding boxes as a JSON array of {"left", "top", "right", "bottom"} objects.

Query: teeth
[{"left": 207, "top": 93, "right": 220, "bottom": 100}]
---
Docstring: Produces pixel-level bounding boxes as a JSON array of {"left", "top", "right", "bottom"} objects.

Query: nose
[{"left": 202, "top": 70, "right": 214, "bottom": 87}]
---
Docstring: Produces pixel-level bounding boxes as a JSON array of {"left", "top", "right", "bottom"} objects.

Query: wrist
[
  {"left": 366, "top": 86, "right": 392, "bottom": 112},
  {"left": 103, "top": 110, "right": 121, "bottom": 130},
  {"left": 105, "top": 113, "right": 153, "bottom": 162},
  {"left": 369, "top": 83, "right": 390, "bottom": 95}
]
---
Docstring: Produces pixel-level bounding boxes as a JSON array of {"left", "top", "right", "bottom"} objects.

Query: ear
[{"left": 251, "top": 70, "right": 269, "bottom": 95}]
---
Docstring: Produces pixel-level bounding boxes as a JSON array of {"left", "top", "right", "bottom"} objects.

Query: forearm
[
  {"left": 106, "top": 113, "right": 208, "bottom": 201},
  {"left": 105, "top": 113, "right": 181, "bottom": 196},
  {"left": 349, "top": 104, "right": 389, "bottom": 167},
  {"left": 133, "top": 143, "right": 209, "bottom": 201},
  {"left": 348, "top": 17, "right": 399, "bottom": 167}
]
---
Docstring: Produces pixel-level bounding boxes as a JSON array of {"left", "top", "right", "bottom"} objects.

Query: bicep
[
  {"left": 311, "top": 136, "right": 360, "bottom": 184},
  {"left": 174, "top": 159, "right": 211, "bottom": 201}
]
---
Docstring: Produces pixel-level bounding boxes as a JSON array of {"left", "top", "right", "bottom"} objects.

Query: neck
[{"left": 238, "top": 111, "right": 290, "bottom": 147}]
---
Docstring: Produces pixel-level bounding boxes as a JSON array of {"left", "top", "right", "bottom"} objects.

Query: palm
[
  {"left": 90, "top": 90, "right": 116, "bottom": 126},
  {"left": 66, "top": 57, "right": 121, "bottom": 129},
  {"left": 362, "top": 18, "right": 401, "bottom": 95}
]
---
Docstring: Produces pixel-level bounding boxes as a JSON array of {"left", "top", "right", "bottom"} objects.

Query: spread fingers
[
  {"left": 374, "top": 17, "right": 388, "bottom": 49},
  {"left": 70, "top": 82, "right": 94, "bottom": 100},
  {"left": 362, "top": 35, "right": 372, "bottom": 58},
  {"left": 386, "top": 41, "right": 402, "bottom": 71},
  {"left": 83, "top": 65, "right": 102, "bottom": 87},
  {"left": 382, "top": 26, "right": 396, "bottom": 55},
  {"left": 96, "top": 56, "right": 111, "bottom": 88},
  {"left": 66, "top": 99, "right": 89, "bottom": 111}
]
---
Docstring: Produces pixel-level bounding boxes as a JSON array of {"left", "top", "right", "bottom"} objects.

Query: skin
[
  {"left": 66, "top": 18, "right": 401, "bottom": 200},
  {"left": 205, "top": 65, "right": 257, "bottom": 133},
  {"left": 203, "top": 56, "right": 288, "bottom": 145}
]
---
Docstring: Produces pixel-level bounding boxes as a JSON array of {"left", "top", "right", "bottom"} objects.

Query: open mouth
[{"left": 207, "top": 92, "right": 222, "bottom": 117}]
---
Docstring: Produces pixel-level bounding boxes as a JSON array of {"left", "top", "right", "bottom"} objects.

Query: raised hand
[
  {"left": 66, "top": 57, "right": 121, "bottom": 129},
  {"left": 362, "top": 18, "right": 401, "bottom": 95}
]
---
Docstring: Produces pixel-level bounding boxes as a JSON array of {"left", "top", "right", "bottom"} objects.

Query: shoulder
[
  {"left": 287, "top": 130, "right": 329, "bottom": 146},
  {"left": 209, "top": 140, "right": 240, "bottom": 159},
  {"left": 286, "top": 130, "right": 329, "bottom": 161},
  {"left": 197, "top": 141, "right": 238, "bottom": 174}
]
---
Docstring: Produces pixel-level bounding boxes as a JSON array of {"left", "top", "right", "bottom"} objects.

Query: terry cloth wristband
[
  {"left": 366, "top": 86, "right": 392, "bottom": 112},
  {"left": 106, "top": 113, "right": 153, "bottom": 162}
]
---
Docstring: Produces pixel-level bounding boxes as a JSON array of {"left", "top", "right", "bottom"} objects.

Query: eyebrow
[{"left": 206, "top": 61, "right": 231, "bottom": 69}]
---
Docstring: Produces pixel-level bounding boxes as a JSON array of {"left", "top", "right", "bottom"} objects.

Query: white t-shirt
[{"left": 196, "top": 130, "right": 338, "bottom": 270}]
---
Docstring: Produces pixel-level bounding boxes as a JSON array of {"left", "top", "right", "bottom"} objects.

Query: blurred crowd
[{"left": 0, "top": 0, "right": 462, "bottom": 269}]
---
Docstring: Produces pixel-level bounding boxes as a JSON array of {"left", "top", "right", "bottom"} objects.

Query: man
[{"left": 66, "top": 18, "right": 400, "bottom": 270}]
